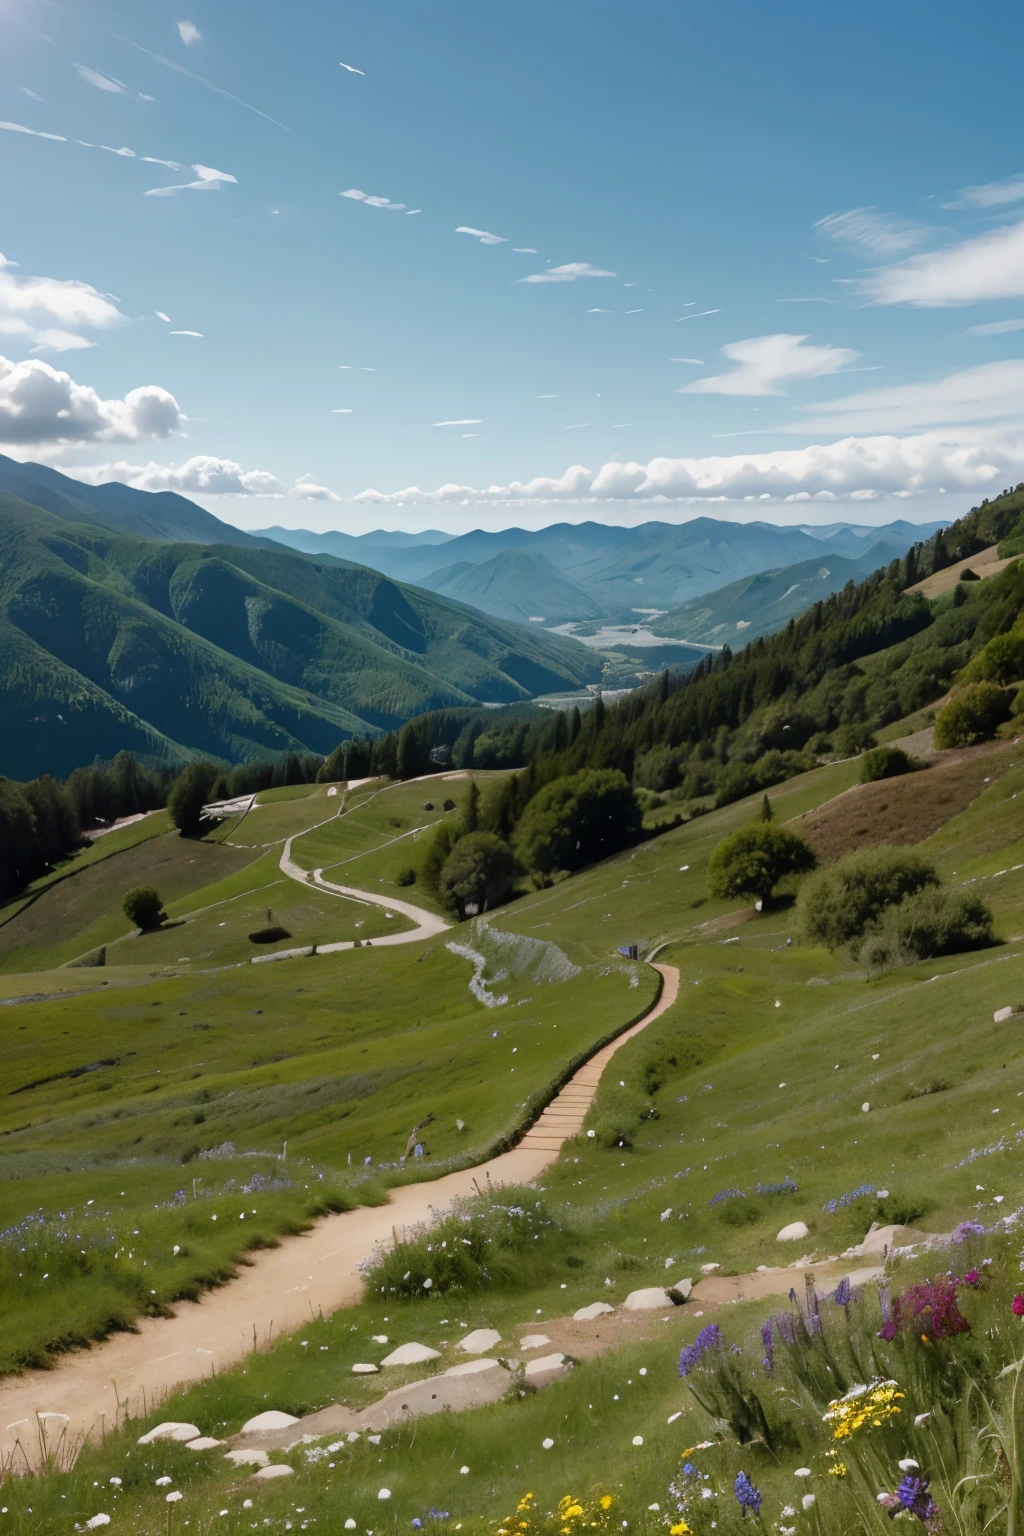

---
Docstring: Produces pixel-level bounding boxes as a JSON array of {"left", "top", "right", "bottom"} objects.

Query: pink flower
[
  {"left": 964, "top": 1269, "right": 981, "bottom": 1286},
  {"left": 1013, "top": 1295, "right": 1024, "bottom": 1317}
]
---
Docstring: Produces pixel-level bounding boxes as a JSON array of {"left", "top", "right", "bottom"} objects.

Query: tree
[
  {"left": 759, "top": 793, "right": 774, "bottom": 822},
  {"left": 859, "top": 745, "right": 919, "bottom": 783},
  {"left": 860, "top": 886, "right": 994, "bottom": 972},
  {"left": 514, "top": 768, "right": 642, "bottom": 877},
  {"left": 167, "top": 760, "right": 219, "bottom": 836},
  {"left": 122, "top": 886, "right": 165, "bottom": 931},
  {"left": 797, "top": 846, "right": 938, "bottom": 954},
  {"left": 437, "top": 832, "right": 516, "bottom": 918},
  {"left": 463, "top": 780, "right": 480, "bottom": 834},
  {"left": 706, "top": 822, "right": 816, "bottom": 906},
  {"left": 935, "top": 682, "right": 1013, "bottom": 747}
]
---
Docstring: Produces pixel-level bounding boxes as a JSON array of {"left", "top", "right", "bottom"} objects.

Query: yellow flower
[
  {"left": 827, "top": 1461, "right": 848, "bottom": 1477},
  {"left": 670, "top": 1523, "right": 693, "bottom": 1536},
  {"left": 599, "top": 1498, "right": 613, "bottom": 1512}
]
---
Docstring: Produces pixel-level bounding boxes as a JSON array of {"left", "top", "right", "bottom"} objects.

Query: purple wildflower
[
  {"left": 756, "top": 1176, "right": 798, "bottom": 1195},
  {"left": 734, "top": 1471, "right": 761, "bottom": 1516},
  {"left": 774, "top": 1309, "right": 795, "bottom": 1344},
  {"left": 761, "top": 1319, "right": 774, "bottom": 1373},
  {"left": 832, "top": 1276, "right": 852, "bottom": 1307},
  {"left": 877, "top": 1277, "right": 971, "bottom": 1343},
  {"left": 951, "top": 1220, "right": 985, "bottom": 1243},
  {"left": 823, "top": 1181, "right": 875, "bottom": 1215},
  {"left": 894, "top": 1476, "right": 938, "bottom": 1523},
  {"left": 679, "top": 1323, "right": 723, "bottom": 1377},
  {"left": 427, "top": 1511, "right": 449, "bottom": 1522},
  {"left": 709, "top": 1188, "right": 745, "bottom": 1207}
]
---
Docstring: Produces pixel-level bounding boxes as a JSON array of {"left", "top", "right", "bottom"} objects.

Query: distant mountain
[
  {"left": 260, "top": 525, "right": 454, "bottom": 558},
  {"left": 261, "top": 516, "right": 946, "bottom": 622},
  {"left": 0, "top": 493, "right": 601, "bottom": 780},
  {"left": 419, "top": 550, "right": 606, "bottom": 625}
]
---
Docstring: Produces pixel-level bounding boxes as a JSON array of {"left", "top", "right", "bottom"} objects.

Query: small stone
[
  {"left": 995, "top": 1006, "right": 1014, "bottom": 1023},
  {"left": 239, "top": 1411, "right": 300, "bottom": 1434},
  {"left": 352, "top": 1363, "right": 378, "bottom": 1374},
  {"left": 184, "top": 1437, "right": 222, "bottom": 1450},
  {"left": 699, "top": 1262, "right": 721, "bottom": 1275},
  {"left": 572, "top": 1302, "right": 614, "bottom": 1322},
  {"left": 224, "top": 1449, "right": 268, "bottom": 1468},
  {"left": 776, "top": 1221, "right": 810, "bottom": 1243},
  {"left": 381, "top": 1342, "right": 442, "bottom": 1367},
  {"left": 252, "top": 1464, "right": 293, "bottom": 1481},
  {"left": 137, "top": 1422, "right": 200, "bottom": 1445},
  {"left": 622, "top": 1287, "right": 672, "bottom": 1311},
  {"left": 458, "top": 1328, "right": 501, "bottom": 1354}
]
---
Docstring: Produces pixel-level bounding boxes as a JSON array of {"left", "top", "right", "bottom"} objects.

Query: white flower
[
  {"left": 459, "top": 1465, "right": 470, "bottom": 1475},
  {"left": 345, "top": 1522, "right": 357, "bottom": 1530},
  {"left": 648, "top": 1505, "right": 660, "bottom": 1512},
  {"left": 166, "top": 1491, "right": 183, "bottom": 1503},
  {"left": 378, "top": 1489, "right": 392, "bottom": 1501},
  {"left": 639, "top": 1368, "right": 647, "bottom": 1376},
  {"left": 542, "top": 1438, "right": 554, "bottom": 1449},
  {"left": 898, "top": 1458, "right": 919, "bottom": 1473},
  {"left": 109, "top": 1477, "right": 122, "bottom": 1486},
  {"left": 794, "top": 1468, "right": 811, "bottom": 1478},
  {"left": 173, "top": 1245, "right": 180, "bottom": 1255},
  {"left": 587, "top": 1129, "right": 595, "bottom": 1138},
  {"left": 781, "top": 1507, "right": 795, "bottom": 1518},
  {"left": 423, "top": 1278, "right": 433, "bottom": 1289},
  {"left": 631, "top": 1435, "right": 643, "bottom": 1446},
  {"left": 802, "top": 1495, "right": 816, "bottom": 1510},
  {"left": 701, "top": 1490, "right": 714, "bottom": 1500},
  {"left": 155, "top": 1477, "right": 172, "bottom": 1487},
  {"left": 914, "top": 1412, "right": 932, "bottom": 1426},
  {"left": 243, "top": 1501, "right": 253, "bottom": 1511},
  {"left": 85, "top": 1518, "right": 111, "bottom": 1530}
]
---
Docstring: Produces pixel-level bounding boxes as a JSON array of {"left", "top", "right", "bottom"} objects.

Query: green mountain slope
[
  {"left": 418, "top": 549, "right": 607, "bottom": 624},
  {"left": 0, "top": 496, "right": 601, "bottom": 778},
  {"left": 656, "top": 551, "right": 871, "bottom": 645}
]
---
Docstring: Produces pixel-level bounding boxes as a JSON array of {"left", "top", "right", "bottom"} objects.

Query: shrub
[
  {"left": 833, "top": 722, "right": 877, "bottom": 756},
  {"left": 248, "top": 924, "right": 291, "bottom": 944},
  {"left": 859, "top": 745, "right": 921, "bottom": 782},
  {"left": 966, "top": 630, "right": 1024, "bottom": 685},
  {"left": 437, "top": 831, "right": 516, "bottom": 917},
  {"left": 121, "top": 886, "right": 165, "bottom": 931},
  {"left": 860, "top": 886, "right": 995, "bottom": 971},
  {"left": 442, "top": 798, "right": 456, "bottom": 811},
  {"left": 706, "top": 822, "right": 816, "bottom": 905},
  {"left": 934, "top": 681, "right": 1013, "bottom": 747},
  {"left": 635, "top": 745, "right": 681, "bottom": 793},
  {"left": 395, "top": 866, "right": 416, "bottom": 887},
  {"left": 797, "top": 845, "right": 939, "bottom": 954}
]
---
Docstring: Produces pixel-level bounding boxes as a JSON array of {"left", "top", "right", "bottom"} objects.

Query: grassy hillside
[{"left": 0, "top": 494, "right": 601, "bottom": 778}]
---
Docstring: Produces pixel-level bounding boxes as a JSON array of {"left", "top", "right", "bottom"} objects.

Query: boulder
[
  {"left": 291, "top": 1405, "right": 360, "bottom": 1438},
  {"left": 184, "top": 1437, "right": 222, "bottom": 1450},
  {"left": 518, "top": 1333, "right": 551, "bottom": 1350},
  {"left": 137, "top": 1422, "right": 200, "bottom": 1445},
  {"left": 573, "top": 1302, "right": 614, "bottom": 1322},
  {"left": 995, "top": 1006, "right": 1015, "bottom": 1023},
  {"left": 239, "top": 1411, "right": 300, "bottom": 1435},
  {"left": 224, "top": 1449, "right": 269, "bottom": 1468},
  {"left": 622, "top": 1287, "right": 672, "bottom": 1311},
  {"left": 776, "top": 1221, "right": 810, "bottom": 1243},
  {"left": 381, "top": 1342, "right": 441, "bottom": 1367},
  {"left": 359, "top": 1361, "right": 511, "bottom": 1429},
  {"left": 699, "top": 1262, "right": 721, "bottom": 1274},
  {"left": 667, "top": 1277, "right": 693, "bottom": 1302},
  {"left": 524, "top": 1352, "right": 569, "bottom": 1388},
  {"left": 352, "top": 1363, "right": 378, "bottom": 1373},
  {"left": 458, "top": 1328, "right": 502, "bottom": 1354},
  {"left": 252, "top": 1464, "right": 293, "bottom": 1481},
  {"left": 845, "top": 1223, "right": 925, "bottom": 1258}
]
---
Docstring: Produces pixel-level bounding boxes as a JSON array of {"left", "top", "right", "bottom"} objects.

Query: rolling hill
[
  {"left": 0, "top": 494, "right": 601, "bottom": 780},
  {"left": 418, "top": 549, "right": 606, "bottom": 624}
]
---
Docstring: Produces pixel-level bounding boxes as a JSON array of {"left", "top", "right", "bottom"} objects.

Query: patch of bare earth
[{"left": 789, "top": 741, "right": 1014, "bottom": 861}]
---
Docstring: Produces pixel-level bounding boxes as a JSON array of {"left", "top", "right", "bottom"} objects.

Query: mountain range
[
  {"left": 259, "top": 517, "right": 944, "bottom": 624},
  {"left": 0, "top": 461, "right": 601, "bottom": 781}
]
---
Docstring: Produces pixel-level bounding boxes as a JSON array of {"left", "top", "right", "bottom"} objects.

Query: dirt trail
[
  {"left": 278, "top": 835, "right": 450, "bottom": 948},
  {"left": 0, "top": 965, "right": 678, "bottom": 1457}
]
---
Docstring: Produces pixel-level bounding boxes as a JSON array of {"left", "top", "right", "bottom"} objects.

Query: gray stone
[
  {"left": 524, "top": 1352, "right": 569, "bottom": 1388},
  {"left": 224, "top": 1448, "right": 268, "bottom": 1468},
  {"left": 352, "top": 1363, "right": 378, "bottom": 1373},
  {"left": 359, "top": 1361, "right": 511, "bottom": 1429},
  {"left": 995, "top": 1006, "right": 1015, "bottom": 1023},
  {"left": 184, "top": 1436, "right": 222, "bottom": 1450},
  {"left": 458, "top": 1328, "right": 501, "bottom": 1354},
  {"left": 667, "top": 1277, "right": 693, "bottom": 1301},
  {"left": 137, "top": 1422, "right": 200, "bottom": 1445},
  {"left": 381, "top": 1342, "right": 442, "bottom": 1367},
  {"left": 622, "top": 1287, "right": 672, "bottom": 1311},
  {"left": 239, "top": 1410, "right": 300, "bottom": 1434},
  {"left": 252, "top": 1464, "right": 294, "bottom": 1481},
  {"left": 573, "top": 1301, "right": 614, "bottom": 1322},
  {"left": 518, "top": 1333, "right": 551, "bottom": 1350},
  {"left": 776, "top": 1221, "right": 810, "bottom": 1243}
]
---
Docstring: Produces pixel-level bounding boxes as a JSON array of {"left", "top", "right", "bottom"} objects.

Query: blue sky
[{"left": 2, "top": 0, "right": 1024, "bottom": 533}]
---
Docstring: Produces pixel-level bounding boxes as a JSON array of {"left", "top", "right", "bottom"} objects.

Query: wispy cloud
[
  {"left": 944, "top": 174, "right": 1024, "bottom": 210},
  {"left": 145, "top": 163, "right": 236, "bottom": 197},
  {"left": 433, "top": 419, "right": 481, "bottom": 427},
  {"left": 170, "top": 329, "right": 202, "bottom": 336},
  {"left": 671, "top": 357, "right": 704, "bottom": 364},
  {"left": 332, "top": 408, "right": 353, "bottom": 413},
  {"left": 123, "top": 39, "right": 292, "bottom": 131},
  {"left": 74, "top": 63, "right": 127, "bottom": 94},
  {"left": 682, "top": 333, "right": 860, "bottom": 396},
  {"left": 537, "top": 394, "right": 561, "bottom": 399},
  {"left": 857, "top": 219, "right": 1024, "bottom": 306},
  {"left": 586, "top": 308, "right": 612, "bottom": 313},
  {"left": 562, "top": 422, "right": 591, "bottom": 430},
  {"left": 292, "top": 476, "right": 340, "bottom": 500},
  {"left": 21, "top": 89, "right": 44, "bottom": 102},
  {"left": 176, "top": 20, "right": 202, "bottom": 46},
  {"left": 676, "top": 308, "right": 720, "bottom": 321},
  {"left": 814, "top": 206, "right": 935, "bottom": 256},
  {"left": 0, "top": 119, "right": 66, "bottom": 143},
  {"left": 624, "top": 308, "right": 643, "bottom": 314},
  {"left": 342, "top": 188, "right": 406, "bottom": 211},
  {"left": 339, "top": 61, "right": 365, "bottom": 75},
  {"left": 790, "top": 359, "right": 1024, "bottom": 433},
  {"left": 155, "top": 311, "right": 171, "bottom": 323},
  {"left": 517, "top": 262, "right": 615, "bottom": 284},
  {"left": 456, "top": 226, "right": 506, "bottom": 245},
  {"left": 513, "top": 247, "right": 537, "bottom": 254},
  {"left": 967, "top": 318, "right": 1024, "bottom": 335}
]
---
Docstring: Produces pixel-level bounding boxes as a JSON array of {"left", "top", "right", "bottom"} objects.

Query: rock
[
  {"left": 699, "top": 1262, "right": 721, "bottom": 1275},
  {"left": 352, "top": 1363, "right": 379, "bottom": 1373},
  {"left": 458, "top": 1328, "right": 502, "bottom": 1354},
  {"left": 239, "top": 1411, "right": 299, "bottom": 1435},
  {"left": 381, "top": 1342, "right": 442, "bottom": 1367},
  {"left": 845, "top": 1223, "right": 925, "bottom": 1258},
  {"left": 667, "top": 1277, "right": 693, "bottom": 1302},
  {"left": 518, "top": 1334, "right": 551, "bottom": 1350},
  {"left": 622, "top": 1287, "right": 672, "bottom": 1311},
  {"left": 776, "top": 1221, "right": 810, "bottom": 1243},
  {"left": 252, "top": 1464, "right": 293, "bottom": 1481},
  {"left": 524, "top": 1352, "right": 569, "bottom": 1388},
  {"left": 995, "top": 1006, "right": 1015, "bottom": 1023},
  {"left": 184, "top": 1437, "right": 222, "bottom": 1450},
  {"left": 291, "top": 1405, "right": 360, "bottom": 1438},
  {"left": 224, "top": 1449, "right": 269, "bottom": 1468},
  {"left": 573, "top": 1302, "right": 614, "bottom": 1322},
  {"left": 359, "top": 1361, "right": 511, "bottom": 1429},
  {"left": 137, "top": 1422, "right": 201, "bottom": 1445}
]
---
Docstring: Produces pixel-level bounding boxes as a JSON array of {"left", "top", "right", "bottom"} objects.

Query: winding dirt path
[
  {"left": 0, "top": 965, "right": 679, "bottom": 1457},
  {"left": 277, "top": 837, "right": 450, "bottom": 949}
]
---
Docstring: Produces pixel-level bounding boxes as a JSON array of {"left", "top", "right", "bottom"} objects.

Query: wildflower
[
  {"left": 379, "top": 1490, "right": 392, "bottom": 1501},
  {"left": 801, "top": 1495, "right": 815, "bottom": 1511},
  {"left": 155, "top": 1477, "right": 172, "bottom": 1487},
  {"left": 344, "top": 1522, "right": 356, "bottom": 1530},
  {"left": 459, "top": 1466, "right": 470, "bottom": 1475},
  {"left": 632, "top": 1434, "right": 644, "bottom": 1447},
  {"left": 952, "top": 1220, "right": 985, "bottom": 1242},
  {"left": 894, "top": 1475, "right": 939, "bottom": 1523},
  {"left": 429, "top": 1511, "right": 450, "bottom": 1521},
  {"left": 1013, "top": 1295, "right": 1024, "bottom": 1317},
  {"left": 794, "top": 1469, "right": 811, "bottom": 1479},
  {"left": 669, "top": 1524, "right": 692, "bottom": 1536},
  {"left": 877, "top": 1278, "right": 971, "bottom": 1342},
  {"left": 964, "top": 1269, "right": 982, "bottom": 1286},
  {"left": 734, "top": 1472, "right": 761, "bottom": 1515},
  {"left": 823, "top": 1380, "right": 904, "bottom": 1440},
  {"left": 832, "top": 1276, "right": 852, "bottom": 1307},
  {"left": 678, "top": 1324, "right": 723, "bottom": 1377},
  {"left": 761, "top": 1320, "right": 774, "bottom": 1374},
  {"left": 413, "top": 1521, "right": 423, "bottom": 1529},
  {"left": 166, "top": 1491, "right": 183, "bottom": 1503},
  {"left": 898, "top": 1460, "right": 920, "bottom": 1473},
  {"left": 542, "top": 1438, "right": 554, "bottom": 1449}
]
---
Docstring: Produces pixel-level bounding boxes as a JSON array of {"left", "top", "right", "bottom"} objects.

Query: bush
[
  {"left": 437, "top": 831, "right": 516, "bottom": 917},
  {"left": 634, "top": 746, "right": 681, "bottom": 793},
  {"left": 833, "top": 722, "right": 877, "bottom": 756},
  {"left": 934, "top": 681, "right": 1013, "bottom": 747},
  {"left": 706, "top": 822, "right": 816, "bottom": 905},
  {"left": 797, "top": 845, "right": 939, "bottom": 954},
  {"left": 395, "top": 867, "right": 416, "bottom": 887},
  {"left": 966, "top": 630, "right": 1024, "bottom": 685},
  {"left": 248, "top": 925, "right": 291, "bottom": 944},
  {"left": 860, "top": 885, "right": 995, "bottom": 971},
  {"left": 514, "top": 768, "right": 641, "bottom": 876},
  {"left": 121, "top": 886, "right": 165, "bottom": 931},
  {"left": 859, "top": 745, "right": 921, "bottom": 783}
]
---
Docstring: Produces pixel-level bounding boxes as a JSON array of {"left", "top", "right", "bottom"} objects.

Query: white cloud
[
  {"left": 513, "top": 247, "right": 537, "bottom": 254},
  {"left": 155, "top": 311, "right": 171, "bottom": 323},
  {"left": 682, "top": 333, "right": 860, "bottom": 397},
  {"left": 22, "top": 89, "right": 44, "bottom": 102},
  {"left": 177, "top": 20, "right": 202, "bottom": 46},
  {"left": 0, "top": 257, "right": 125, "bottom": 352},
  {"left": 433, "top": 418, "right": 481, "bottom": 427},
  {"left": 587, "top": 308, "right": 612, "bottom": 313},
  {"left": 74, "top": 64, "right": 127, "bottom": 94},
  {"left": 341, "top": 188, "right": 406, "bottom": 211},
  {"left": 0, "top": 119, "right": 66, "bottom": 143},
  {"left": 858, "top": 219, "right": 1024, "bottom": 306},
  {"left": 456, "top": 226, "right": 506, "bottom": 245},
  {"left": 292, "top": 476, "right": 340, "bottom": 501},
  {"left": 967, "top": 318, "right": 1024, "bottom": 336},
  {"left": 353, "top": 427, "right": 1024, "bottom": 506},
  {"left": 671, "top": 357, "right": 704, "bottom": 364},
  {"left": 517, "top": 262, "right": 616, "bottom": 284},
  {"left": 83, "top": 456, "right": 281, "bottom": 495},
  {"left": 677, "top": 308, "right": 720, "bottom": 321},
  {"left": 944, "top": 174, "right": 1024, "bottom": 210},
  {"left": 332, "top": 408, "right": 353, "bottom": 413},
  {"left": 814, "top": 206, "right": 933, "bottom": 255},
  {"left": 791, "top": 359, "right": 1024, "bottom": 434},
  {"left": 0, "top": 356, "right": 183, "bottom": 446},
  {"left": 170, "top": 329, "right": 203, "bottom": 337},
  {"left": 339, "top": 61, "right": 365, "bottom": 75},
  {"left": 145, "top": 163, "right": 237, "bottom": 197}
]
